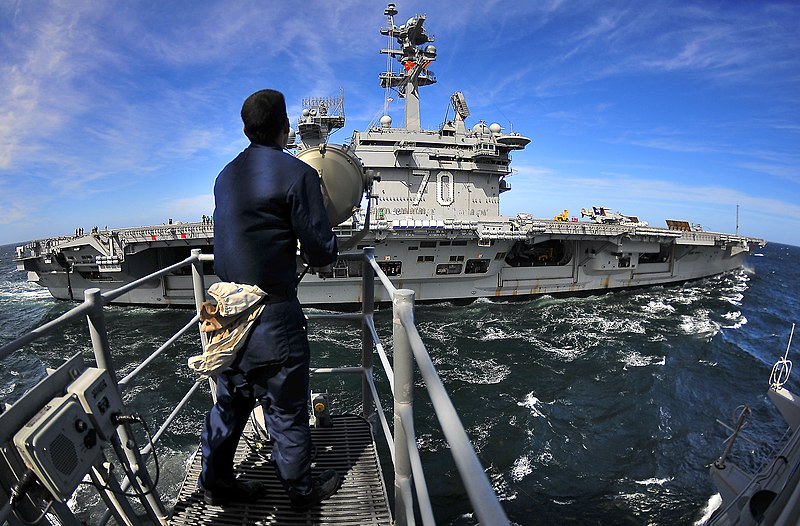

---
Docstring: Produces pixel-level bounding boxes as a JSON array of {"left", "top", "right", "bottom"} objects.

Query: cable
[
  {"left": 9, "top": 469, "right": 37, "bottom": 508},
  {"left": 9, "top": 469, "right": 56, "bottom": 526},
  {"left": 12, "top": 501, "right": 54, "bottom": 526},
  {"left": 80, "top": 413, "right": 161, "bottom": 498},
  {"left": 241, "top": 411, "right": 274, "bottom": 463}
]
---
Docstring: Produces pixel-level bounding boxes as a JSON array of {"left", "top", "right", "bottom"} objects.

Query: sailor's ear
[{"left": 284, "top": 118, "right": 290, "bottom": 132}]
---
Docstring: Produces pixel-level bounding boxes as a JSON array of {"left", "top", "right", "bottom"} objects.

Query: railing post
[
  {"left": 84, "top": 288, "right": 168, "bottom": 525},
  {"left": 362, "top": 247, "right": 375, "bottom": 423},
  {"left": 85, "top": 288, "right": 116, "bottom": 378},
  {"left": 190, "top": 249, "right": 208, "bottom": 348},
  {"left": 393, "top": 289, "right": 415, "bottom": 526}
]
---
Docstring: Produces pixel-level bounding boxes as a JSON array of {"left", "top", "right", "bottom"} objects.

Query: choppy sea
[{"left": 1, "top": 241, "right": 798, "bottom": 525}]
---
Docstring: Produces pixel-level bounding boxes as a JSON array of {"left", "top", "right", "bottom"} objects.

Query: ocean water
[{"left": 1, "top": 241, "right": 798, "bottom": 525}]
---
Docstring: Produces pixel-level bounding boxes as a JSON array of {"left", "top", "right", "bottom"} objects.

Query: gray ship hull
[{"left": 16, "top": 220, "right": 762, "bottom": 308}]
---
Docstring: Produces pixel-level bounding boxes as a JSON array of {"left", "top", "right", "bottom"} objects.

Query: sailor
[{"left": 200, "top": 89, "right": 339, "bottom": 507}]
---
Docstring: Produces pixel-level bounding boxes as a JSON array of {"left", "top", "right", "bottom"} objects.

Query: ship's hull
[{"left": 16, "top": 221, "right": 762, "bottom": 308}]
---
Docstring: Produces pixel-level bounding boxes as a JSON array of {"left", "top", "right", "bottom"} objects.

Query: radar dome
[
  {"left": 472, "top": 123, "right": 490, "bottom": 134},
  {"left": 301, "top": 109, "right": 310, "bottom": 117},
  {"left": 296, "top": 145, "right": 372, "bottom": 225},
  {"left": 489, "top": 123, "right": 502, "bottom": 134},
  {"left": 380, "top": 115, "right": 392, "bottom": 128}
]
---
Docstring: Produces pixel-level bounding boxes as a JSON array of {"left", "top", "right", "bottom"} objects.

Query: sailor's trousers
[{"left": 199, "top": 297, "right": 313, "bottom": 496}]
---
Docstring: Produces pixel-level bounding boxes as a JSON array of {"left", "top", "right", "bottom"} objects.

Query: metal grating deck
[{"left": 170, "top": 414, "right": 392, "bottom": 525}]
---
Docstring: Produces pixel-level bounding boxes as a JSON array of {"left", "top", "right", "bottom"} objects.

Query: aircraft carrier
[{"left": 14, "top": 4, "right": 765, "bottom": 308}]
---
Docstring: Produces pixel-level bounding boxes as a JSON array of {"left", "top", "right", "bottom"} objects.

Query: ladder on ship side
[{"left": 0, "top": 248, "right": 508, "bottom": 526}]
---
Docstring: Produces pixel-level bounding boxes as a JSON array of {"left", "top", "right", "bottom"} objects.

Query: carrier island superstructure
[{"left": 14, "top": 4, "right": 764, "bottom": 308}]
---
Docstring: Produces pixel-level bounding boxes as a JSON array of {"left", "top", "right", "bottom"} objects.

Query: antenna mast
[
  {"left": 736, "top": 204, "right": 740, "bottom": 235},
  {"left": 379, "top": 4, "right": 437, "bottom": 130},
  {"left": 383, "top": 4, "right": 396, "bottom": 117}
]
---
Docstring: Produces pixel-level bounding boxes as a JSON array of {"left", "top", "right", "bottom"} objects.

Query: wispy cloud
[
  {"left": 160, "top": 194, "right": 214, "bottom": 219},
  {"left": 505, "top": 163, "right": 800, "bottom": 236},
  {"left": 519, "top": 3, "right": 800, "bottom": 97},
  {"left": 0, "top": 2, "right": 99, "bottom": 169}
]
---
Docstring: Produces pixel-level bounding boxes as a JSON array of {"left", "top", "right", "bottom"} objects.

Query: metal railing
[
  {"left": 0, "top": 247, "right": 508, "bottom": 525},
  {"left": 298, "top": 248, "right": 509, "bottom": 526}
]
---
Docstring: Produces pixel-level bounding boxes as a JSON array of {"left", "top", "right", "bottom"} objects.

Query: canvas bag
[{"left": 187, "top": 282, "right": 267, "bottom": 378}]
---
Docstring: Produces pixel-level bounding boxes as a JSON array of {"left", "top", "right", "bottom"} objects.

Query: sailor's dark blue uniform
[{"left": 201, "top": 143, "right": 337, "bottom": 497}]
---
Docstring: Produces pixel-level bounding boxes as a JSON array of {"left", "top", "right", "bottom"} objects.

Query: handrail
[
  {"left": 367, "top": 256, "right": 398, "bottom": 296},
  {"left": 1, "top": 247, "right": 508, "bottom": 526},
  {"left": 397, "top": 303, "right": 508, "bottom": 525},
  {"left": 0, "top": 260, "right": 206, "bottom": 526},
  {"left": 0, "top": 301, "right": 92, "bottom": 361},
  {"left": 103, "top": 254, "right": 198, "bottom": 302},
  {"left": 119, "top": 313, "right": 200, "bottom": 390}
]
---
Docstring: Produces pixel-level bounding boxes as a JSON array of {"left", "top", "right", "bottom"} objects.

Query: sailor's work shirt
[{"left": 213, "top": 143, "right": 338, "bottom": 296}]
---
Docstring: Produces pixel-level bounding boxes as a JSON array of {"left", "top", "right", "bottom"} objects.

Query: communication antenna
[
  {"left": 383, "top": 3, "right": 397, "bottom": 117},
  {"left": 736, "top": 204, "right": 740, "bottom": 235}
]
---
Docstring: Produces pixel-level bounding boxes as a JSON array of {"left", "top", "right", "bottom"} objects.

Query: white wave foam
[
  {"left": 536, "top": 448, "right": 554, "bottom": 465},
  {"left": 489, "top": 470, "right": 517, "bottom": 501},
  {"left": 722, "top": 292, "right": 744, "bottom": 306},
  {"left": 467, "top": 420, "right": 495, "bottom": 452},
  {"left": 679, "top": 312, "right": 720, "bottom": 339},
  {"left": 634, "top": 477, "right": 673, "bottom": 486},
  {"left": 695, "top": 493, "right": 722, "bottom": 525},
  {"left": 642, "top": 300, "right": 676, "bottom": 315},
  {"left": 415, "top": 433, "right": 448, "bottom": 452},
  {"left": 547, "top": 345, "right": 586, "bottom": 362},
  {"left": 622, "top": 351, "right": 665, "bottom": 368},
  {"left": 0, "top": 280, "right": 51, "bottom": 302},
  {"left": 518, "top": 392, "right": 546, "bottom": 417},
  {"left": 480, "top": 325, "right": 514, "bottom": 341},
  {"left": 449, "top": 357, "right": 510, "bottom": 384},
  {"left": 721, "top": 311, "right": 747, "bottom": 329},
  {"left": 511, "top": 455, "right": 533, "bottom": 481}
]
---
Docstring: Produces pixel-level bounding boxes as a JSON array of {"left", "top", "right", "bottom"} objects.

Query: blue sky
[{"left": 1, "top": 0, "right": 798, "bottom": 247}]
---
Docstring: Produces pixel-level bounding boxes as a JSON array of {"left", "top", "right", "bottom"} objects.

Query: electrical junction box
[
  {"left": 13, "top": 395, "right": 102, "bottom": 501},
  {"left": 66, "top": 368, "right": 124, "bottom": 440}
]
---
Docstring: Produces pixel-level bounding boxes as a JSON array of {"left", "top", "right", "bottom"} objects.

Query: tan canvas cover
[{"left": 187, "top": 282, "right": 267, "bottom": 378}]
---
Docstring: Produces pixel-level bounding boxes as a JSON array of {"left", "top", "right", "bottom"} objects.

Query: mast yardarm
[{"left": 379, "top": 4, "right": 437, "bottom": 130}]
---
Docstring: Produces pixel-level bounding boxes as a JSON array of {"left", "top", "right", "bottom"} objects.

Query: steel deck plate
[{"left": 170, "top": 414, "right": 391, "bottom": 525}]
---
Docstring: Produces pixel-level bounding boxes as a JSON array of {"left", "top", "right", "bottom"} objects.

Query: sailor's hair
[{"left": 241, "top": 89, "right": 287, "bottom": 146}]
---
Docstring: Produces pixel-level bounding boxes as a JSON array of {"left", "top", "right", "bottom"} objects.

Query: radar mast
[
  {"left": 297, "top": 90, "right": 346, "bottom": 148},
  {"left": 379, "top": 3, "right": 437, "bottom": 130}
]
